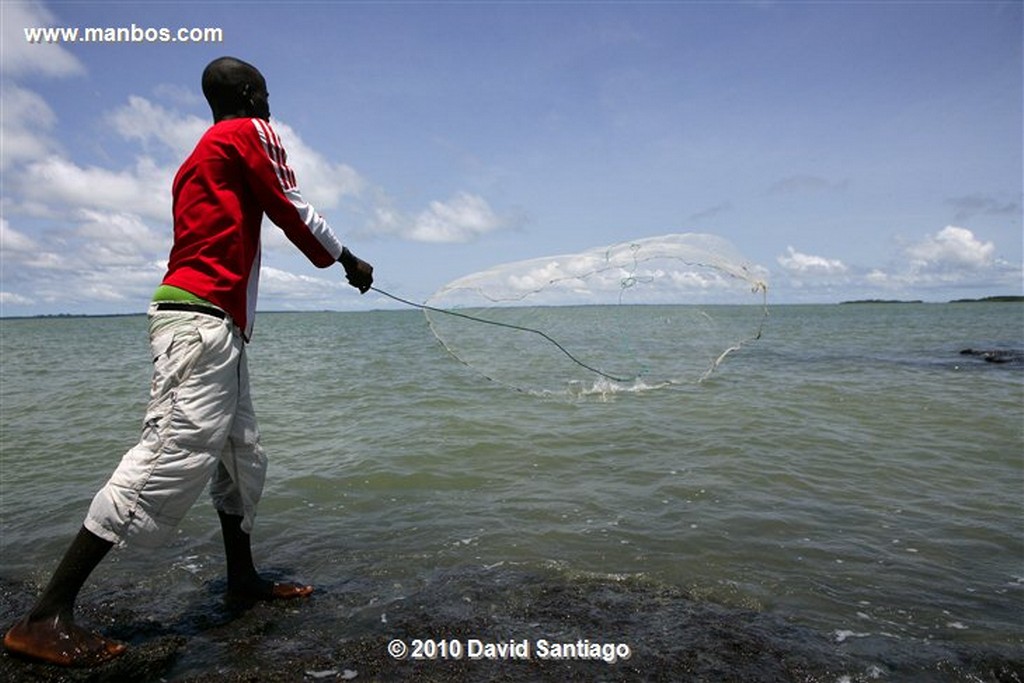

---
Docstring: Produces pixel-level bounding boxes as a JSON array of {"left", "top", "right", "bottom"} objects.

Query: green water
[{"left": 1, "top": 303, "right": 1021, "bottom": 679}]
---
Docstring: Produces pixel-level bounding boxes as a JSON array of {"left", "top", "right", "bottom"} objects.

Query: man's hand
[{"left": 339, "top": 247, "right": 373, "bottom": 293}]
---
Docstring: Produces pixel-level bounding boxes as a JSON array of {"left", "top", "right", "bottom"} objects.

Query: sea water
[{"left": 0, "top": 303, "right": 1021, "bottom": 680}]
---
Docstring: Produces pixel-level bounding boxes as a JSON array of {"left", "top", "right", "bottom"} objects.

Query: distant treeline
[
  {"left": 1, "top": 312, "right": 145, "bottom": 321},
  {"left": 841, "top": 296, "right": 1023, "bottom": 304},
  {"left": 839, "top": 299, "right": 923, "bottom": 304},
  {"left": 947, "top": 295, "right": 1024, "bottom": 303}
]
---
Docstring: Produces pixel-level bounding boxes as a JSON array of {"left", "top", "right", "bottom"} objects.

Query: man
[{"left": 3, "top": 56, "right": 373, "bottom": 667}]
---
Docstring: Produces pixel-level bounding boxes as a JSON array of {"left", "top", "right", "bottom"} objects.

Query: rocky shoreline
[{"left": 2, "top": 569, "right": 1022, "bottom": 682}]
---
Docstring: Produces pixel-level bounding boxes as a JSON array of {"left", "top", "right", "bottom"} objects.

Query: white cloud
[
  {"left": 777, "top": 246, "right": 848, "bottom": 275},
  {"left": 865, "top": 269, "right": 890, "bottom": 286},
  {"left": 0, "top": 218, "right": 39, "bottom": 253},
  {"left": 0, "top": 89, "right": 179, "bottom": 312},
  {"left": 108, "top": 96, "right": 209, "bottom": 159},
  {"left": 409, "top": 192, "right": 503, "bottom": 243},
  {"left": 0, "top": 2, "right": 84, "bottom": 78},
  {"left": 0, "top": 83, "right": 59, "bottom": 170},
  {"left": 0, "top": 291, "right": 35, "bottom": 306},
  {"left": 2, "top": 244, "right": 165, "bottom": 309},
  {"left": 258, "top": 265, "right": 341, "bottom": 308},
  {"left": 22, "top": 251, "right": 69, "bottom": 271},
  {"left": 16, "top": 155, "right": 172, "bottom": 221},
  {"left": 72, "top": 263, "right": 166, "bottom": 302},
  {"left": 0, "top": 71, "right": 509, "bottom": 312},
  {"left": 74, "top": 210, "right": 168, "bottom": 266},
  {"left": 667, "top": 268, "right": 735, "bottom": 290},
  {"left": 507, "top": 260, "right": 571, "bottom": 294},
  {"left": 845, "top": 226, "right": 1017, "bottom": 298},
  {"left": 905, "top": 226, "right": 994, "bottom": 271},
  {"left": 273, "top": 121, "right": 366, "bottom": 211},
  {"left": 364, "top": 189, "right": 507, "bottom": 243},
  {"left": 365, "top": 188, "right": 404, "bottom": 236},
  {"left": 2, "top": 209, "right": 167, "bottom": 300}
]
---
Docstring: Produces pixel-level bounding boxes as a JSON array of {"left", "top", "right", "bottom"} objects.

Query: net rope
[{"left": 381, "top": 233, "right": 768, "bottom": 395}]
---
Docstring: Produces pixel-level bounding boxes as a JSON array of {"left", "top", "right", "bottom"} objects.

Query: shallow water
[{"left": 1, "top": 303, "right": 1021, "bottom": 680}]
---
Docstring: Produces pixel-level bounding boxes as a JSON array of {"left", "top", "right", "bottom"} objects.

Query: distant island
[
  {"left": 4, "top": 296, "right": 1022, "bottom": 320},
  {"left": 948, "top": 295, "right": 1024, "bottom": 303},
  {"left": 839, "top": 299, "right": 923, "bottom": 304},
  {"left": 840, "top": 296, "right": 1023, "bottom": 304}
]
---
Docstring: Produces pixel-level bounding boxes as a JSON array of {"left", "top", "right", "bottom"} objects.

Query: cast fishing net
[
  {"left": 368, "top": 234, "right": 766, "bottom": 395},
  {"left": 408, "top": 233, "right": 768, "bottom": 396}
]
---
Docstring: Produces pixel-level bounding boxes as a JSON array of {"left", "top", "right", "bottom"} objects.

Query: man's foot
[
  {"left": 3, "top": 615, "right": 126, "bottom": 667},
  {"left": 226, "top": 576, "right": 313, "bottom": 602}
]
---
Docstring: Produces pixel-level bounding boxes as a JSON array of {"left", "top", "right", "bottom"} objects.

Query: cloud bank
[
  {"left": 778, "top": 226, "right": 1019, "bottom": 300},
  {"left": 0, "top": 5, "right": 513, "bottom": 315},
  {"left": 1, "top": 2, "right": 1018, "bottom": 314}
]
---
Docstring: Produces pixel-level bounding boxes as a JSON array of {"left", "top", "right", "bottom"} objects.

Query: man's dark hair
[{"left": 201, "top": 57, "right": 269, "bottom": 121}]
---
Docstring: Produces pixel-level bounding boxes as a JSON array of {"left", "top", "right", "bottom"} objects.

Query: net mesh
[{"left": 423, "top": 233, "right": 768, "bottom": 395}]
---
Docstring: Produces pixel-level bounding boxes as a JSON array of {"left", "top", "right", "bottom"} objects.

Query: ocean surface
[{"left": 1, "top": 303, "right": 1021, "bottom": 681}]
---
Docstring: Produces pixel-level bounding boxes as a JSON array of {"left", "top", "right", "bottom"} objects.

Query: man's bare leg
[
  {"left": 3, "top": 527, "right": 126, "bottom": 666},
  {"left": 218, "top": 511, "right": 313, "bottom": 600}
]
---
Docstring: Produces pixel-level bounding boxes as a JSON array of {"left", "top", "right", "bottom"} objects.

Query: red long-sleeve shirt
[{"left": 163, "top": 117, "right": 342, "bottom": 339}]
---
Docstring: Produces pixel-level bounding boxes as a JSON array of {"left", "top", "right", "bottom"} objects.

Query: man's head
[{"left": 201, "top": 57, "right": 270, "bottom": 122}]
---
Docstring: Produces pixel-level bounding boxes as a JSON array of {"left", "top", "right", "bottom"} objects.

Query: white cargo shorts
[{"left": 85, "top": 304, "right": 267, "bottom": 547}]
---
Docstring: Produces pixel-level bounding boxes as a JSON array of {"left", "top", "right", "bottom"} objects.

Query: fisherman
[{"left": 3, "top": 56, "right": 373, "bottom": 667}]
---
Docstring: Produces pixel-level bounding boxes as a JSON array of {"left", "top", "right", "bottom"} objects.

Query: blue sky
[{"left": 2, "top": 0, "right": 1021, "bottom": 316}]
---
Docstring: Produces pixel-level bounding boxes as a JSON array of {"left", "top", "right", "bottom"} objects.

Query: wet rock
[
  {"left": 959, "top": 348, "right": 1024, "bottom": 364},
  {"left": 3, "top": 569, "right": 1022, "bottom": 682}
]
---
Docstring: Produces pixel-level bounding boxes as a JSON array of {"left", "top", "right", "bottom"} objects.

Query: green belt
[{"left": 152, "top": 285, "right": 214, "bottom": 306}]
